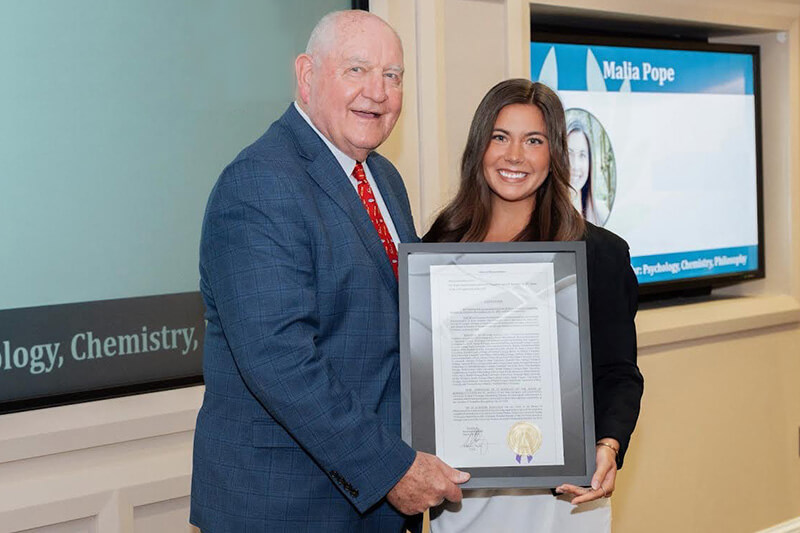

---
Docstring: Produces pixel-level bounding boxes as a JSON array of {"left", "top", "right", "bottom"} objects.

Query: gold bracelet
[{"left": 596, "top": 441, "right": 619, "bottom": 457}]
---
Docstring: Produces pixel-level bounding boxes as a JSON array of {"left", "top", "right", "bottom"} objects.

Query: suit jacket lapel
[
  {"left": 367, "top": 154, "right": 417, "bottom": 244},
  {"left": 281, "top": 106, "right": 399, "bottom": 298}
]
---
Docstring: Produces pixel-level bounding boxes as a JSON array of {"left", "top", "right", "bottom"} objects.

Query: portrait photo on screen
[{"left": 565, "top": 108, "right": 616, "bottom": 227}]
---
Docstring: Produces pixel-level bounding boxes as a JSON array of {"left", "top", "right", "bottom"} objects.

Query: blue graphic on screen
[
  {"left": 531, "top": 42, "right": 760, "bottom": 286},
  {"left": 630, "top": 246, "right": 758, "bottom": 283},
  {"left": 531, "top": 43, "right": 753, "bottom": 94}
]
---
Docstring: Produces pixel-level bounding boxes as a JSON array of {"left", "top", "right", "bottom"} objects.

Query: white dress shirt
[{"left": 294, "top": 102, "right": 402, "bottom": 246}]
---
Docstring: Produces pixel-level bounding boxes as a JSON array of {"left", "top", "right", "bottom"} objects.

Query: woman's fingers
[
  {"left": 555, "top": 462, "right": 617, "bottom": 505},
  {"left": 557, "top": 483, "right": 604, "bottom": 505},
  {"left": 555, "top": 483, "right": 586, "bottom": 496},
  {"left": 570, "top": 485, "right": 606, "bottom": 504},
  {"left": 592, "top": 447, "right": 615, "bottom": 490},
  {"left": 602, "top": 463, "right": 617, "bottom": 497}
]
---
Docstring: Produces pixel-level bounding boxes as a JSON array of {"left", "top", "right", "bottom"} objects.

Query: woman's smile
[{"left": 482, "top": 103, "right": 551, "bottom": 210}]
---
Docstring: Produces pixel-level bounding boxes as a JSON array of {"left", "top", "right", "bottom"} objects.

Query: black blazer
[
  {"left": 583, "top": 222, "right": 643, "bottom": 467},
  {"left": 422, "top": 222, "right": 644, "bottom": 468}
]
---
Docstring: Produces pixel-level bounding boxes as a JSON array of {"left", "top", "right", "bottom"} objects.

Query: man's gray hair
[{"left": 305, "top": 10, "right": 401, "bottom": 61}]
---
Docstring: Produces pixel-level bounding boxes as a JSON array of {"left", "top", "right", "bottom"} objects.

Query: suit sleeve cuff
[{"left": 344, "top": 437, "right": 416, "bottom": 514}]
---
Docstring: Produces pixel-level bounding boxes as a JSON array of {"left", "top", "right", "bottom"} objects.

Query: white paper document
[{"left": 430, "top": 263, "right": 564, "bottom": 468}]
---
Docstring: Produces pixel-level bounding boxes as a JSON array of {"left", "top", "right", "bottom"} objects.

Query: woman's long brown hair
[{"left": 424, "top": 79, "right": 585, "bottom": 243}]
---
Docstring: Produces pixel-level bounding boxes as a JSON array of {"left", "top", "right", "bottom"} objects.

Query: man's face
[{"left": 299, "top": 19, "right": 403, "bottom": 162}]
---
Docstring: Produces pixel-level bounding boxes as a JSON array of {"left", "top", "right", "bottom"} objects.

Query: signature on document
[{"left": 461, "top": 426, "right": 489, "bottom": 454}]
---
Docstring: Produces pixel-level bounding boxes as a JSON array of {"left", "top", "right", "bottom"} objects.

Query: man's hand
[{"left": 386, "top": 452, "right": 470, "bottom": 515}]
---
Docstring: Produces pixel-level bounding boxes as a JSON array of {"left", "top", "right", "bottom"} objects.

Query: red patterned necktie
[{"left": 352, "top": 162, "right": 399, "bottom": 278}]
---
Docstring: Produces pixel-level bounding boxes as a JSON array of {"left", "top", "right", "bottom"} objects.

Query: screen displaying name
[{"left": 531, "top": 41, "right": 760, "bottom": 285}]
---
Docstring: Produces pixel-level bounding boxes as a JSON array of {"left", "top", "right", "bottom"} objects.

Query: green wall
[{"left": 0, "top": 0, "right": 350, "bottom": 309}]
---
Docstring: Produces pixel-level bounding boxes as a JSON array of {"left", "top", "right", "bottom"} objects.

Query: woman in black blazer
[{"left": 424, "top": 79, "right": 643, "bottom": 532}]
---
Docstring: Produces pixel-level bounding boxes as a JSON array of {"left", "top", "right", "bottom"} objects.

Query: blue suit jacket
[{"left": 191, "top": 105, "right": 419, "bottom": 532}]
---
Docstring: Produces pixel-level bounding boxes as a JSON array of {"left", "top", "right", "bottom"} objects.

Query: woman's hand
[{"left": 555, "top": 438, "right": 619, "bottom": 505}]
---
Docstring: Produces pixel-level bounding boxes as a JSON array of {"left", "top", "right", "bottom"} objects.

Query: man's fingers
[
  {"left": 435, "top": 458, "right": 466, "bottom": 503},
  {"left": 442, "top": 481, "right": 463, "bottom": 504},
  {"left": 434, "top": 455, "right": 470, "bottom": 484},
  {"left": 445, "top": 466, "right": 471, "bottom": 484},
  {"left": 387, "top": 453, "right": 471, "bottom": 515}
]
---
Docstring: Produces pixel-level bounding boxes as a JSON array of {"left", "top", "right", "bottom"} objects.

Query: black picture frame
[{"left": 398, "top": 242, "right": 596, "bottom": 489}]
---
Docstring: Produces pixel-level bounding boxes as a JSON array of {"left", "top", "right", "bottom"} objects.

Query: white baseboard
[{"left": 757, "top": 517, "right": 800, "bottom": 533}]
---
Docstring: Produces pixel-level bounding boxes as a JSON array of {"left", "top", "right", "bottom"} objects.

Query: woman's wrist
[{"left": 595, "top": 438, "right": 620, "bottom": 458}]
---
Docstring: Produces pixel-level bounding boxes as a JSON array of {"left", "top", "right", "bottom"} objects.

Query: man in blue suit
[{"left": 190, "top": 10, "right": 468, "bottom": 532}]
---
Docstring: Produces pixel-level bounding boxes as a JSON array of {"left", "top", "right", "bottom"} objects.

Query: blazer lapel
[
  {"left": 367, "top": 154, "right": 418, "bottom": 244},
  {"left": 280, "top": 106, "right": 399, "bottom": 297}
]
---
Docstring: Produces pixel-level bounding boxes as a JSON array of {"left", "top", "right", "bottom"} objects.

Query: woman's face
[
  {"left": 568, "top": 130, "right": 590, "bottom": 190},
  {"left": 481, "top": 103, "right": 550, "bottom": 211}
]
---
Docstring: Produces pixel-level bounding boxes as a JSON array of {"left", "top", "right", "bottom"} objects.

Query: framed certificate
[{"left": 398, "top": 242, "right": 595, "bottom": 489}]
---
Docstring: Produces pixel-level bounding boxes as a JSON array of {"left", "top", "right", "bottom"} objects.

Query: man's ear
[{"left": 295, "top": 54, "right": 314, "bottom": 105}]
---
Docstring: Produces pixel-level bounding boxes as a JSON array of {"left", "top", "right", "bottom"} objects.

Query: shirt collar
[{"left": 294, "top": 102, "right": 358, "bottom": 177}]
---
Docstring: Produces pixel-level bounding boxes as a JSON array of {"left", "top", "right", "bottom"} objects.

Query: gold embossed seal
[{"left": 507, "top": 422, "right": 542, "bottom": 464}]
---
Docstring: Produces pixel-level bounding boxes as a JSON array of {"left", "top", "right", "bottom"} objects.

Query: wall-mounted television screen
[
  {"left": 0, "top": 0, "right": 356, "bottom": 414},
  {"left": 530, "top": 33, "right": 764, "bottom": 298}
]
